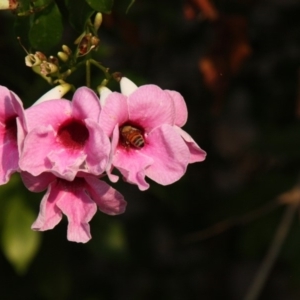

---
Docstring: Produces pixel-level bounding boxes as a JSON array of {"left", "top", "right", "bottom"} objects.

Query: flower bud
[
  {"left": 33, "top": 83, "right": 72, "bottom": 105},
  {"left": 94, "top": 12, "right": 103, "bottom": 31},
  {"left": 62, "top": 45, "right": 72, "bottom": 56},
  {"left": 57, "top": 51, "right": 69, "bottom": 62},
  {"left": 35, "top": 51, "right": 47, "bottom": 61},
  {"left": 40, "top": 61, "right": 58, "bottom": 76},
  {"left": 48, "top": 56, "right": 59, "bottom": 66},
  {"left": 91, "top": 36, "right": 100, "bottom": 48},
  {"left": 97, "top": 85, "right": 112, "bottom": 106},
  {"left": 112, "top": 72, "right": 123, "bottom": 82},
  {"left": 0, "top": 0, "right": 18, "bottom": 10}
]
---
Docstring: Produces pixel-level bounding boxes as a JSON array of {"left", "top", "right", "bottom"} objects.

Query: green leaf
[
  {"left": 1, "top": 197, "right": 41, "bottom": 275},
  {"left": 29, "top": 2, "right": 63, "bottom": 51},
  {"left": 65, "top": 0, "right": 94, "bottom": 32},
  {"left": 85, "top": 0, "right": 114, "bottom": 13}
]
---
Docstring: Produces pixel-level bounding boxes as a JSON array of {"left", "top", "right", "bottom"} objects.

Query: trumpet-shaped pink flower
[
  {"left": 99, "top": 78, "right": 206, "bottom": 190},
  {"left": 0, "top": 86, "right": 27, "bottom": 184},
  {"left": 21, "top": 171, "right": 127, "bottom": 243},
  {"left": 19, "top": 87, "right": 111, "bottom": 181}
]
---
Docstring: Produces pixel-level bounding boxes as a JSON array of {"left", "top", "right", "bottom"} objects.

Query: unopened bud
[
  {"left": 62, "top": 45, "right": 72, "bottom": 56},
  {"left": 33, "top": 83, "right": 72, "bottom": 105},
  {"left": 91, "top": 36, "right": 100, "bottom": 48},
  {"left": 35, "top": 51, "right": 47, "bottom": 61},
  {"left": 57, "top": 51, "right": 69, "bottom": 62},
  {"left": 112, "top": 72, "right": 122, "bottom": 82},
  {"left": 0, "top": 0, "right": 18, "bottom": 10},
  {"left": 94, "top": 12, "right": 103, "bottom": 31},
  {"left": 40, "top": 61, "right": 58, "bottom": 76},
  {"left": 97, "top": 85, "right": 112, "bottom": 106},
  {"left": 48, "top": 56, "right": 59, "bottom": 66}
]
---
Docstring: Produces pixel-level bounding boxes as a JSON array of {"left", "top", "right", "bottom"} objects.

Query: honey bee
[{"left": 120, "top": 125, "right": 145, "bottom": 149}]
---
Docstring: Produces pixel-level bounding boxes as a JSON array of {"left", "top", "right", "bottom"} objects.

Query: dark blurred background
[{"left": 1, "top": 0, "right": 300, "bottom": 299}]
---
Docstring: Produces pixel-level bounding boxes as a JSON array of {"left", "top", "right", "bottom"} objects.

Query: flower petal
[
  {"left": 84, "top": 119, "right": 110, "bottom": 175},
  {"left": 21, "top": 171, "right": 56, "bottom": 192},
  {"left": 120, "top": 77, "right": 138, "bottom": 96},
  {"left": 25, "top": 99, "right": 72, "bottom": 131},
  {"left": 0, "top": 86, "right": 20, "bottom": 121},
  {"left": 104, "top": 124, "right": 120, "bottom": 183},
  {"left": 0, "top": 134, "right": 18, "bottom": 184},
  {"left": 85, "top": 175, "right": 127, "bottom": 215},
  {"left": 31, "top": 181, "right": 63, "bottom": 231},
  {"left": 113, "top": 146, "right": 153, "bottom": 191},
  {"left": 165, "top": 90, "right": 188, "bottom": 127},
  {"left": 175, "top": 126, "right": 207, "bottom": 163},
  {"left": 127, "top": 85, "right": 175, "bottom": 130},
  {"left": 72, "top": 87, "right": 101, "bottom": 122},
  {"left": 143, "top": 124, "right": 190, "bottom": 185},
  {"left": 56, "top": 181, "right": 97, "bottom": 243},
  {"left": 19, "top": 125, "right": 86, "bottom": 180},
  {"left": 99, "top": 92, "right": 128, "bottom": 137}
]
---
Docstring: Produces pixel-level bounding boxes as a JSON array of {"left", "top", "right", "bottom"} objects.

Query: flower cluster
[{"left": 0, "top": 78, "right": 206, "bottom": 243}]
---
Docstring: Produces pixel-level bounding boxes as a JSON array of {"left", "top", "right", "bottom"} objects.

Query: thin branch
[
  {"left": 243, "top": 203, "right": 298, "bottom": 300},
  {"left": 86, "top": 60, "right": 91, "bottom": 88},
  {"left": 182, "top": 198, "right": 283, "bottom": 244}
]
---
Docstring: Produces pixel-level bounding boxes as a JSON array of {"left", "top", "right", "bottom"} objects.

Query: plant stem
[
  {"left": 243, "top": 203, "right": 298, "bottom": 300},
  {"left": 86, "top": 60, "right": 91, "bottom": 88},
  {"left": 89, "top": 59, "right": 111, "bottom": 80}
]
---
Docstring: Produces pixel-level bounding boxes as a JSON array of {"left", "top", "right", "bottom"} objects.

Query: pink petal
[
  {"left": 19, "top": 125, "right": 86, "bottom": 180},
  {"left": 56, "top": 181, "right": 97, "bottom": 243},
  {"left": 72, "top": 87, "right": 101, "bottom": 121},
  {"left": 127, "top": 85, "right": 175, "bottom": 130},
  {"left": 83, "top": 119, "right": 110, "bottom": 175},
  {"left": 0, "top": 87, "right": 27, "bottom": 183},
  {"left": 31, "top": 181, "right": 63, "bottom": 231},
  {"left": 113, "top": 145, "right": 153, "bottom": 191},
  {"left": 0, "top": 134, "right": 18, "bottom": 184},
  {"left": 21, "top": 171, "right": 56, "bottom": 192},
  {"left": 25, "top": 100, "right": 72, "bottom": 131},
  {"left": 104, "top": 124, "right": 120, "bottom": 183},
  {"left": 0, "top": 86, "right": 19, "bottom": 121},
  {"left": 165, "top": 90, "right": 188, "bottom": 127},
  {"left": 143, "top": 124, "right": 190, "bottom": 185},
  {"left": 175, "top": 126, "right": 207, "bottom": 163},
  {"left": 99, "top": 92, "right": 128, "bottom": 137},
  {"left": 85, "top": 175, "right": 127, "bottom": 215},
  {"left": 10, "top": 91, "right": 27, "bottom": 132}
]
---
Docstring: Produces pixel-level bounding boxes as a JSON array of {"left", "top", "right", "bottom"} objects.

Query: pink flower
[
  {"left": 0, "top": 86, "right": 27, "bottom": 184},
  {"left": 21, "top": 171, "right": 127, "bottom": 243},
  {"left": 99, "top": 78, "right": 206, "bottom": 190},
  {"left": 19, "top": 87, "right": 111, "bottom": 181}
]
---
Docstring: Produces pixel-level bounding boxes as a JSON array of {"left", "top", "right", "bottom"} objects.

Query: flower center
[
  {"left": 5, "top": 116, "right": 17, "bottom": 140},
  {"left": 58, "top": 177, "right": 85, "bottom": 192},
  {"left": 57, "top": 119, "right": 89, "bottom": 150},
  {"left": 119, "top": 124, "right": 145, "bottom": 149}
]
